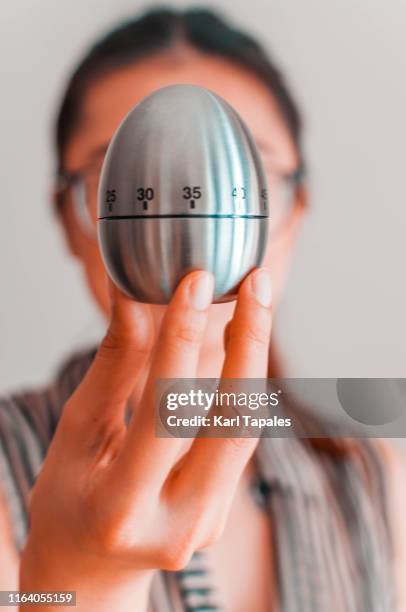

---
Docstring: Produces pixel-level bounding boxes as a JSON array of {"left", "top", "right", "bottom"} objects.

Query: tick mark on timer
[
  {"left": 143, "top": 201, "right": 148, "bottom": 210},
  {"left": 190, "top": 199, "right": 195, "bottom": 209}
]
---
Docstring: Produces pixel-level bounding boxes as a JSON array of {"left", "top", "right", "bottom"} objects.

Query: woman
[{"left": 0, "top": 7, "right": 402, "bottom": 611}]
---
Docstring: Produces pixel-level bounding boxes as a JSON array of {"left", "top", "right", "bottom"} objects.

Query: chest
[{"left": 203, "top": 465, "right": 277, "bottom": 612}]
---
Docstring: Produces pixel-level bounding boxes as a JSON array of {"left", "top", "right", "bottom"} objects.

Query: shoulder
[
  {"left": 373, "top": 441, "right": 406, "bottom": 608},
  {"left": 0, "top": 346, "right": 97, "bottom": 422},
  {"left": 315, "top": 437, "right": 404, "bottom": 608},
  {"left": 0, "top": 344, "right": 97, "bottom": 453},
  {"left": 0, "top": 346, "right": 97, "bottom": 549}
]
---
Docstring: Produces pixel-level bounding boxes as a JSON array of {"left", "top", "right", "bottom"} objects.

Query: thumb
[{"left": 67, "top": 279, "right": 154, "bottom": 423}]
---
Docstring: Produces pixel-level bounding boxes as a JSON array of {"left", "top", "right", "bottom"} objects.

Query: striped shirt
[{"left": 0, "top": 347, "right": 395, "bottom": 611}]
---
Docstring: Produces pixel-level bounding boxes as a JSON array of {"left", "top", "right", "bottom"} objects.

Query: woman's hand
[{"left": 20, "top": 268, "right": 272, "bottom": 611}]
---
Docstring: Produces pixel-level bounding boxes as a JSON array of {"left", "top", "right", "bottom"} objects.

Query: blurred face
[{"left": 59, "top": 48, "right": 306, "bottom": 331}]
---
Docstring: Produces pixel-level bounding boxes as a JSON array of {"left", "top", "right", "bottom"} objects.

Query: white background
[{"left": 1, "top": 0, "right": 406, "bottom": 394}]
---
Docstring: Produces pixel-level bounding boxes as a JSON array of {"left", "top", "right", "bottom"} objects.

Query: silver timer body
[{"left": 98, "top": 84, "right": 269, "bottom": 304}]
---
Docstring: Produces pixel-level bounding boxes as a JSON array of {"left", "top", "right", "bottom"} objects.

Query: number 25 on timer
[{"left": 105, "top": 189, "right": 116, "bottom": 212}]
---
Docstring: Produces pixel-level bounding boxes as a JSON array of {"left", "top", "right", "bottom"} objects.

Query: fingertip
[
  {"left": 239, "top": 267, "right": 272, "bottom": 308},
  {"left": 251, "top": 268, "right": 272, "bottom": 308},
  {"left": 188, "top": 270, "right": 214, "bottom": 311},
  {"left": 173, "top": 270, "right": 215, "bottom": 311}
]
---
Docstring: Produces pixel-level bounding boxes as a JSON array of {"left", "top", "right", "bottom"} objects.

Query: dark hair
[{"left": 54, "top": 6, "right": 304, "bottom": 174}]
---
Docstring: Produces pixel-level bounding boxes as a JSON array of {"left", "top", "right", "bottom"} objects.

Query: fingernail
[
  {"left": 251, "top": 268, "right": 272, "bottom": 308},
  {"left": 189, "top": 272, "right": 214, "bottom": 311}
]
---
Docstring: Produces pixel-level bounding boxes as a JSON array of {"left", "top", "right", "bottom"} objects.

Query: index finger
[{"left": 117, "top": 270, "right": 214, "bottom": 484}]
